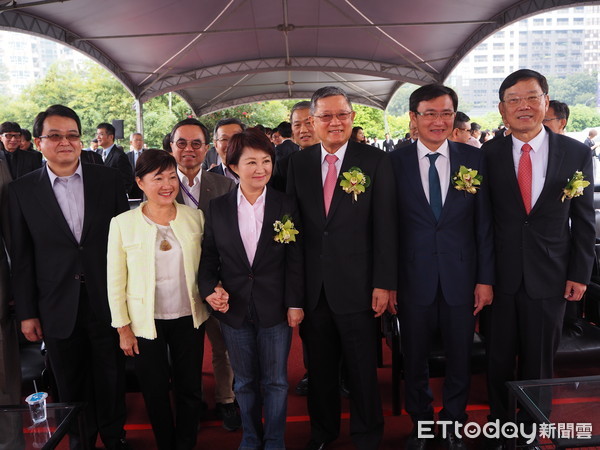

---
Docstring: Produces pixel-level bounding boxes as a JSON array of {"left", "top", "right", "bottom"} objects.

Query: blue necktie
[{"left": 426, "top": 153, "right": 442, "bottom": 221}]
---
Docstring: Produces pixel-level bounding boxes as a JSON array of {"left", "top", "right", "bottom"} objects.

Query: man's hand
[
  {"left": 21, "top": 318, "right": 43, "bottom": 342},
  {"left": 564, "top": 280, "right": 586, "bottom": 301},
  {"left": 473, "top": 283, "right": 493, "bottom": 315},
  {"left": 387, "top": 290, "right": 398, "bottom": 315},
  {"left": 117, "top": 324, "right": 139, "bottom": 357},
  {"left": 287, "top": 308, "right": 304, "bottom": 328},
  {"left": 372, "top": 288, "right": 390, "bottom": 317},
  {"left": 206, "top": 286, "right": 230, "bottom": 313}
]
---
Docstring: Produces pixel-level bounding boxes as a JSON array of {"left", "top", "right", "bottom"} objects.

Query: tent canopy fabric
[{"left": 0, "top": 0, "right": 591, "bottom": 115}]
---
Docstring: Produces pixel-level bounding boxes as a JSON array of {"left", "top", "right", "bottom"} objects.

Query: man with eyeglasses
[
  {"left": 448, "top": 111, "right": 473, "bottom": 146},
  {"left": 482, "top": 69, "right": 595, "bottom": 449},
  {"left": 96, "top": 122, "right": 133, "bottom": 193},
  {"left": 208, "top": 118, "right": 245, "bottom": 182},
  {"left": 0, "top": 122, "right": 42, "bottom": 179},
  {"left": 389, "top": 84, "right": 494, "bottom": 450},
  {"left": 9, "top": 105, "right": 130, "bottom": 449},
  {"left": 169, "top": 118, "right": 241, "bottom": 431},
  {"left": 287, "top": 86, "right": 397, "bottom": 450},
  {"left": 543, "top": 100, "right": 570, "bottom": 135}
]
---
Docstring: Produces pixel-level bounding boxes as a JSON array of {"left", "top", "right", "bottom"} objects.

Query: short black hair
[
  {"left": 470, "top": 122, "right": 481, "bottom": 132},
  {"left": 0, "top": 122, "right": 21, "bottom": 135},
  {"left": 548, "top": 100, "right": 570, "bottom": 122},
  {"left": 135, "top": 149, "right": 176, "bottom": 179},
  {"left": 162, "top": 132, "right": 172, "bottom": 152},
  {"left": 453, "top": 111, "right": 470, "bottom": 129},
  {"left": 274, "top": 121, "right": 292, "bottom": 139},
  {"left": 170, "top": 118, "right": 210, "bottom": 145},
  {"left": 214, "top": 118, "right": 245, "bottom": 137},
  {"left": 409, "top": 84, "right": 458, "bottom": 113},
  {"left": 21, "top": 129, "right": 32, "bottom": 141},
  {"left": 226, "top": 128, "right": 276, "bottom": 176},
  {"left": 498, "top": 69, "right": 548, "bottom": 101},
  {"left": 33, "top": 105, "right": 81, "bottom": 137},
  {"left": 97, "top": 122, "right": 115, "bottom": 136}
]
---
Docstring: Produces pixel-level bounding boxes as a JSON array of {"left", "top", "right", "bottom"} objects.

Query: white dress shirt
[
  {"left": 417, "top": 139, "right": 451, "bottom": 205},
  {"left": 177, "top": 168, "right": 202, "bottom": 208},
  {"left": 511, "top": 127, "right": 549, "bottom": 207},
  {"left": 320, "top": 142, "right": 348, "bottom": 185}
]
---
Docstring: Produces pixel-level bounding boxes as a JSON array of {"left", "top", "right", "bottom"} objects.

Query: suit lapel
[
  {"left": 226, "top": 188, "right": 252, "bottom": 270},
  {"left": 303, "top": 147, "right": 326, "bottom": 223},
  {"left": 497, "top": 137, "right": 525, "bottom": 212},
  {"left": 35, "top": 169, "right": 79, "bottom": 245},
  {"left": 252, "top": 187, "right": 279, "bottom": 268},
  {"left": 80, "top": 165, "right": 98, "bottom": 243},
  {"left": 531, "top": 130, "right": 565, "bottom": 215},
  {"left": 439, "top": 142, "right": 462, "bottom": 223},
  {"left": 326, "top": 142, "right": 360, "bottom": 222},
  {"left": 199, "top": 170, "right": 217, "bottom": 212},
  {"left": 401, "top": 143, "right": 437, "bottom": 222}
]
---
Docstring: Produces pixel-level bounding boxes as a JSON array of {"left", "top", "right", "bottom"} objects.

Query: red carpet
[{"left": 44, "top": 327, "right": 598, "bottom": 449}]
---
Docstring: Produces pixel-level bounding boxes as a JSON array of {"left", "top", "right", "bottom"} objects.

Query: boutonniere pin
[
  {"left": 273, "top": 215, "right": 299, "bottom": 244},
  {"left": 340, "top": 166, "right": 371, "bottom": 202},
  {"left": 452, "top": 165, "right": 483, "bottom": 195},
  {"left": 561, "top": 171, "right": 590, "bottom": 202}
]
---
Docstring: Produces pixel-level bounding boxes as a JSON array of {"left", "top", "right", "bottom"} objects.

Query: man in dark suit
[
  {"left": 287, "top": 86, "right": 397, "bottom": 450},
  {"left": 382, "top": 133, "right": 395, "bottom": 152},
  {"left": 0, "top": 153, "right": 22, "bottom": 449},
  {"left": 208, "top": 118, "right": 244, "bottom": 183},
  {"left": 0, "top": 122, "right": 43, "bottom": 179},
  {"left": 126, "top": 132, "right": 145, "bottom": 199},
  {"left": 170, "top": 117, "right": 241, "bottom": 431},
  {"left": 395, "top": 122, "right": 419, "bottom": 150},
  {"left": 96, "top": 122, "right": 133, "bottom": 193},
  {"left": 483, "top": 69, "right": 595, "bottom": 448},
  {"left": 274, "top": 121, "right": 300, "bottom": 163},
  {"left": 389, "top": 84, "right": 494, "bottom": 450},
  {"left": 9, "top": 105, "right": 130, "bottom": 450}
]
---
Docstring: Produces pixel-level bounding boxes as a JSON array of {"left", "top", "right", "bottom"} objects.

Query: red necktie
[
  {"left": 518, "top": 143, "right": 533, "bottom": 214},
  {"left": 323, "top": 154, "right": 338, "bottom": 215}
]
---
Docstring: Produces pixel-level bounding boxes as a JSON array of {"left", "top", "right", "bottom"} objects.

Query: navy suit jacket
[
  {"left": 482, "top": 128, "right": 595, "bottom": 298},
  {"left": 198, "top": 186, "right": 304, "bottom": 329},
  {"left": 390, "top": 141, "right": 494, "bottom": 307}
]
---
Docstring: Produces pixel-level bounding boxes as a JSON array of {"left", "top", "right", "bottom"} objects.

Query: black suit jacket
[
  {"left": 80, "top": 150, "right": 104, "bottom": 165},
  {"left": 175, "top": 169, "right": 236, "bottom": 215},
  {"left": 382, "top": 139, "right": 395, "bottom": 152},
  {"left": 198, "top": 187, "right": 304, "bottom": 328},
  {"left": 104, "top": 145, "right": 133, "bottom": 193},
  {"left": 390, "top": 141, "right": 494, "bottom": 306},
  {"left": 0, "top": 150, "right": 42, "bottom": 179},
  {"left": 275, "top": 139, "right": 299, "bottom": 162},
  {"left": 286, "top": 141, "right": 398, "bottom": 313},
  {"left": 483, "top": 128, "right": 596, "bottom": 298},
  {"left": 9, "top": 163, "right": 129, "bottom": 339},
  {"left": 208, "top": 164, "right": 225, "bottom": 176}
]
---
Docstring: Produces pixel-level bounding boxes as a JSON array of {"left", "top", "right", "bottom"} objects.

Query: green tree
[
  {"left": 566, "top": 105, "right": 600, "bottom": 132},
  {"left": 547, "top": 72, "right": 598, "bottom": 106}
]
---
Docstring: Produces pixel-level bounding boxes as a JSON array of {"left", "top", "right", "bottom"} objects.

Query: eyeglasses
[
  {"left": 456, "top": 127, "right": 471, "bottom": 132},
  {"left": 502, "top": 93, "right": 546, "bottom": 106},
  {"left": 39, "top": 133, "right": 81, "bottom": 142},
  {"left": 1, "top": 133, "right": 21, "bottom": 140},
  {"left": 95, "top": 132, "right": 111, "bottom": 138},
  {"left": 174, "top": 139, "right": 205, "bottom": 150},
  {"left": 215, "top": 138, "right": 230, "bottom": 143},
  {"left": 312, "top": 111, "right": 353, "bottom": 122},
  {"left": 415, "top": 111, "right": 456, "bottom": 120},
  {"left": 542, "top": 117, "right": 562, "bottom": 123}
]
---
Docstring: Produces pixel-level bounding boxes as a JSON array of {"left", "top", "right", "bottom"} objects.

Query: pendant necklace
[{"left": 158, "top": 226, "right": 172, "bottom": 251}]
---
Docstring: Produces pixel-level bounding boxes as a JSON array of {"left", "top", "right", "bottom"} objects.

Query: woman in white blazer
[{"left": 107, "top": 149, "right": 208, "bottom": 450}]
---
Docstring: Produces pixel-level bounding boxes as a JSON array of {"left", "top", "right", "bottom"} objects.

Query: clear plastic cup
[{"left": 25, "top": 392, "right": 48, "bottom": 424}]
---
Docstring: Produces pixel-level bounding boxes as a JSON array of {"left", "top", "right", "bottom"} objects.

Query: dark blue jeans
[{"left": 220, "top": 319, "right": 292, "bottom": 450}]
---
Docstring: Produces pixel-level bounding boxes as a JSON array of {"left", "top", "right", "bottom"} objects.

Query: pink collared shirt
[{"left": 237, "top": 187, "right": 266, "bottom": 265}]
